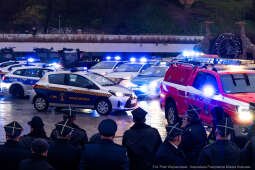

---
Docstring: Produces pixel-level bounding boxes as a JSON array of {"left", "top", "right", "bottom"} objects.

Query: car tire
[
  {"left": 95, "top": 99, "right": 112, "bottom": 115},
  {"left": 11, "top": 85, "right": 24, "bottom": 98},
  {"left": 165, "top": 101, "right": 179, "bottom": 124},
  {"left": 33, "top": 95, "right": 49, "bottom": 112}
]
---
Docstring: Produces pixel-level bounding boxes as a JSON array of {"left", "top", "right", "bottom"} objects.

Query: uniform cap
[
  {"left": 186, "top": 105, "right": 201, "bottom": 121},
  {"left": 31, "top": 138, "right": 49, "bottom": 154},
  {"left": 216, "top": 116, "right": 234, "bottom": 137},
  {"left": 55, "top": 120, "right": 73, "bottom": 137},
  {"left": 166, "top": 122, "right": 183, "bottom": 139},
  {"left": 4, "top": 121, "right": 23, "bottom": 138},
  {"left": 98, "top": 119, "right": 117, "bottom": 137},
  {"left": 131, "top": 107, "right": 147, "bottom": 121},
  {"left": 28, "top": 116, "right": 44, "bottom": 128}
]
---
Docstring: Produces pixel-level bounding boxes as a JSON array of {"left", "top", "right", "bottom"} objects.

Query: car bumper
[{"left": 109, "top": 96, "right": 138, "bottom": 111}]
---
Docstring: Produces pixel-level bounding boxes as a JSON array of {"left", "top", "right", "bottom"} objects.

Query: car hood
[
  {"left": 225, "top": 93, "right": 255, "bottom": 104},
  {"left": 106, "top": 72, "right": 138, "bottom": 79},
  {"left": 89, "top": 69, "right": 112, "bottom": 74},
  {"left": 103, "top": 85, "right": 133, "bottom": 94},
  {"left": 131, "top": 76, "right": 162, "bottom": 85}
]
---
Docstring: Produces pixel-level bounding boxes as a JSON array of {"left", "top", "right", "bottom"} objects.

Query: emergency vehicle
[
  {"left": 0, "top": 60, "right": 27, "bottom": 77},
  {"left": 160, "top": 57, "right": 255, "bottom": 137},
  {"left": 121, "top": 64, "right": 169, "bottom": 98},
  {"left": 32, "top": 71, "right": 137, "bottom": 115},
  {"left": 1, "top": 66, "right": 55, "bottom": 97},
  {"left": 105, "top": 58, "right": 152, "bottom": 83},
  {"left": 89, "top": 56, "right": 126, "bottom": 75}
]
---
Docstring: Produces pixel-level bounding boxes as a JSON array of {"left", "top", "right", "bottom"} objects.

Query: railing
[{"left": 0, "top": 34, "right": 204, "bottom": 44}]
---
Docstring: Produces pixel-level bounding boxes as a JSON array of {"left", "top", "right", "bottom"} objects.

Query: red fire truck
[{"left": 160, "top": 58, "right": 255, "bottom": 137}]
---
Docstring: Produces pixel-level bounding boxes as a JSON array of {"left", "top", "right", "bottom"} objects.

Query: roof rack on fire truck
[{"left": 177, "top": 51, "right": 254, "bottom": 66}]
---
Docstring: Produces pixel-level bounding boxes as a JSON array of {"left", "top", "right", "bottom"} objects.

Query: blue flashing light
[
  {"left": 106, "top": 56, "right": 111, "bottom": 60},
  {"left": 140, "top": 57, "right": 147, "bottom": 63},
  {"left": 27, "top": 58, "right": 35, "bottom": 63},
  {"left": 83, "top": 67, "right": 88, "bottom": 71},
  {"left": 202, "top": 85, "right": 215, "bottom": 97},
  {"left": 130, "top": 57, "right": 136, "bottom": 62},
  {"left": 115, "top": 56, "right": 121, "bottom": 61}
]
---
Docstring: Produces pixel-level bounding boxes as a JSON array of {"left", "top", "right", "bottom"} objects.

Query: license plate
[{"left": 131, "top": 99, "right": 137, "bottom": 104}]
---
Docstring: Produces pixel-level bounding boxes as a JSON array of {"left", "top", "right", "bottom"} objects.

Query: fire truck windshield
[{"left": 220, "top": 73, "right": 255, "bottom": 94}]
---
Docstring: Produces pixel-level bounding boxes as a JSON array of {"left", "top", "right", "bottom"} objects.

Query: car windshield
[
  {"left": 220, "top": 73, "right": 255, "bottom": 93},
  {"left": 115, "top": 64, "right": 142, "bottom": 72},
  {"left": 91, "top": 62, "right": 116, "bottom": 69},
  {"left": 87, "top": 73, "right": 116, "bottom": 86},
  {"left": 139, "top": 66, "right": 168, "bottom": 77}
]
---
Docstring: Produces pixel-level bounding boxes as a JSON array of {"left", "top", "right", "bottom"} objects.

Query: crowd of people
[{"left": 0, "top": 105, "right": 254, "bottom": 170}]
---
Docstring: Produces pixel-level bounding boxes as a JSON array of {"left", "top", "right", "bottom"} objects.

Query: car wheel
[
  {"left": 11, "top": 85, "right": 24, "bottom": 98},
  {"left": 34, "top": 96, "right": 49, "bottom": 112},
  {"left": 165, "top": 101, "right": 179, "bottom": 124},
  {"left": 96, "top": 99, "right": 112, "bottom": 115}
]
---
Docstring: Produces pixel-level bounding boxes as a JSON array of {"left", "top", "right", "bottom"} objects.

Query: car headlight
[
  {"left": 237, "top": 107, "right": 253, "bottom": 123},
  {"left": 120, "top": 80, "right": 137, "bottom": 88},
  {"left": 149, "top": 81, "right": 158, "bottom": 88},
  {"left": 109, "top": 90, "right": 123, "bottom": 97},
  {"left": 140, "top": 85, "right": 148, "bottom": 93},
  {"left": 124, "top": 76, "right": 131, "bottom": 80}
]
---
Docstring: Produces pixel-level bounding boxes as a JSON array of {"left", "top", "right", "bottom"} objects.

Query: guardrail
[{"left": 0, "top": 34, "right": 204, "bottom": 44}]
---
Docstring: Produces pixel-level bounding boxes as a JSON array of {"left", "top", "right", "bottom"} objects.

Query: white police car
[
  {"left": 32, "top": 71, "right": 137, "bottom": 115},
  {"left": 89, "top": 61, "right": 126, "bottom": 75},
  {"left": 1, "top": 66, "right": 55, "bottom": 97},
  {"left": 0, "top": 60, "right": 27, "bottom": 77},
  {"left": 105, "top": 58, "right": 152, "bottom": 83}
]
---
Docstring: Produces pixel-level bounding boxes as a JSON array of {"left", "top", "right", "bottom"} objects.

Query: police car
[
  {"left": 32, "top": 71, "right": 137, "bottom": 115},
  {"left": 0, "top": 60, "right": 27, "bottom": 77},
  {"left": 122, "top": 65, "right": 169, "bottom": 98},
  {"left": 1, "top": 66, "right": 55, "bottom": 97},
  {"left": 105, "top": 58, "right": 152, "bottom": 83},
  {"left": 89, "top": 57, "right": 126, "bottom": 75}
]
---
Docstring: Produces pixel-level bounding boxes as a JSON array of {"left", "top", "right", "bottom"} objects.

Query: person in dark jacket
[
  {"left": 47, "top": 120, "right": 81, "bottom": 170},
  {"left": 153, "top": 123, "right": 188, "bottom": 170},
  {"left": 20, "top": 116, "right": 48, "bottom": 150},
  {"left": 122, "top": 107, "right": 162, "bottom": 170},
  {"left": 240, "top": 123, "right": 255, "bottom": 168},
  {"left": 79, "top": 119, "right": 129, "bottom": 170},
  {"left": 89, "top": 133, "right": 101, "bottom": 144},
  {"left": 197, "top": 115, "right": 240, "bottom": 169},
  {"left": 19, "top": 138, "right": 54, "bottom": 170},
  {"left": 50, "top": 109, "right": 88, "bottom": 149},
  {"left": 179, "top": 105, "right": 208, "bottom": 165},
  {"left": 0, "top": 121, "right": 31, "bottom": 170}
]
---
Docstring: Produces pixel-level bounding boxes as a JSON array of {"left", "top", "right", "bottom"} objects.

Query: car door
[
  {"left": 18, "top": 69, "right": 41, "bottom": 91},
  {"left": 188, "top": 71, "right": 219, "bottom": 124},
  {"left": 66, "top": 74, "right": 100, "bottom": 107},
  {"left": 47, "top": 73, "right": 69, "bottom": 104}
]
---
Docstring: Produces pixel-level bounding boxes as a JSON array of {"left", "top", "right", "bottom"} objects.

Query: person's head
[
  {"left": 183, "top": 105, "right": 201, "bottom": 127},
  {"left": 98, "top": 119, "right": 117, "bottom": 140},
  {"left": 131, "top": 107, "right": 147, "bottom": 123},
  {"left": 215, "top": 116, "right": 234, "bottom": 140},
  {"left": 55, "top": 120, "right": 73, "bottom": 140},
  {"left": 28, "top": 116, "right": 46, "bottom": 138},
  {"left": 31, "top": 138, "right": 49, "bottom": 157},
  {"left": 4, "top": 121, "right": 23, "bottom": 141},
  {"left": 63, "top": 110, "right": 76, "bottom": 122},
  {"left": 166, "top": 123, "right": 183, "bottom": 146}
]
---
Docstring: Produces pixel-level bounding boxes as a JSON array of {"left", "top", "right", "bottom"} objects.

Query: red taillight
[
  {"left": 2, "top": 76, "right": 7, "bottom": 81},
  {"left": 33, "top": 84, "right": 38, "bottom": 89}
]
